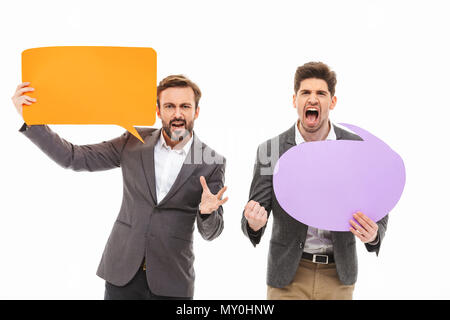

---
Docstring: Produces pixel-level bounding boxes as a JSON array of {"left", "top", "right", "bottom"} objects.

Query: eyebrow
[
  {"left": 299, "top": 89, "right": 328, "bottom": 95},
  {"left": 163, "top": 102, "right": 193, "bottom": 107}
]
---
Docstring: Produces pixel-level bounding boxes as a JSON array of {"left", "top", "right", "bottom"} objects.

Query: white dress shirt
[
  {"left": 295, "top": 120, "right": 337, "bottom": 254},
  {"left": 154, "top": 131, "right": 193, "bottom": 204}
]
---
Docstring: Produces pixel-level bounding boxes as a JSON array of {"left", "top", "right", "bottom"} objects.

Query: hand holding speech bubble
[
  {"left": 273, "top": 124, "right": 406, "bottom": 231},
  {"left": 21, "top": 46, "right": 157, "bottom": 142}
]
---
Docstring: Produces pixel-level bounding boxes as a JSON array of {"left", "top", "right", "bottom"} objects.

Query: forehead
[
  {"left": 159, "top": 86, "right": 195, "bottom": 104},
  {"left": 298, "top": 78, "right": 329, "bottom": 92}
]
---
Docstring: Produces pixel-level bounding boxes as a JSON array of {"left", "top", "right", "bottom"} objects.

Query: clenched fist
[{"left": 244, "top": 200, "right": 268, "bottom": 232}]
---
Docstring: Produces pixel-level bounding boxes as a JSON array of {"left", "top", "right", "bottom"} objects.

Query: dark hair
[
  {"left": 157, "top": 74, "right": 202, "bottom": 108},
  {"left": 294, "top": 62, "right": 337, "bottom": 97}
]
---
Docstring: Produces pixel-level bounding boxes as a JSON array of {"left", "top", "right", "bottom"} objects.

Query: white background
[{"left": 0, "top": 0, "right": 449, "bottom": 300}]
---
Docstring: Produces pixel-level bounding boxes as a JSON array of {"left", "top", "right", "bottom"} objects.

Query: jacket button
[{"left": 299, "top": 242, "right": 304, "bottom": 249}]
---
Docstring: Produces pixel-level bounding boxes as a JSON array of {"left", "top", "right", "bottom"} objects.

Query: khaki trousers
[{"left": 267, "top": 259, "right": 355, "bottom": 300}]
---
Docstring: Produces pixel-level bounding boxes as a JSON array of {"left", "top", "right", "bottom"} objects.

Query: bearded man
[{"left": 13, "top": 74, "right": 227, "bottom": 300}]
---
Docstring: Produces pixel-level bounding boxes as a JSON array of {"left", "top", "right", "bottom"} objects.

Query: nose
[
  {"left": 307, "top": 93, "right": 319, "bottom": 105},
  {"left": 174, "top": 106, "right": 182, "bottom": 118}
]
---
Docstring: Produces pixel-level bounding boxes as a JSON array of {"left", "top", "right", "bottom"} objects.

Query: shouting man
[
  {"left": 13, "top": 74, "right": 227, "bottom": 300},
  {"left": 241, "top": 62, "right": 388, "bottom": 300}
]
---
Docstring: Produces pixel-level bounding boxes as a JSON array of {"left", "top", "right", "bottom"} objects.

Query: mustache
[{"left": 170, "top": 118, "right": 186, "bottom": 125}]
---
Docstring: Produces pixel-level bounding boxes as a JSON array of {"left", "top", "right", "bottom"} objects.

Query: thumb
[{"left": 199, "top": 176, "right": 210, "bottom": 193}]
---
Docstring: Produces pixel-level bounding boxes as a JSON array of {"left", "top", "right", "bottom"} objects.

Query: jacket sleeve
[
  {"left": 19, "top": 123, "right": 130, "bottom": 171},
  {"left": 196, "top": 159, "right": 226, "bottom": 241},
  {"left": 241, "top": 141, "right": 274, "bottom": 247},
  {"left": 364, "top": 213, "right": 389, "bottom": 255}
]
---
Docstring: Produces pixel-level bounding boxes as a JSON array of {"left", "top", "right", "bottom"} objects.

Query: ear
[
  {"left": 194, "top": 106, "right": 200, "bottom": 120},
  {"left": 293, "top": 94, "right": 297, "bottom": 109},
  {"left": 156, "top": 105, "right": 161, "bottom": 118},
  {"left": 329, "top": 96, "right": 337, "bottom": 110}
]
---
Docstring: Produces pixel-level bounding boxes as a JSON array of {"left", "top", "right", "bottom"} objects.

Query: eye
[
  {"left": 182, "top": 105, "right": 191, "bottom": 109},
  {"left": 165, "top": 104, "right": 174, "bottom": 109}
]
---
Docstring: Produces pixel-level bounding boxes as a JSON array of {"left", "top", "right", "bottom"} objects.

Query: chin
[
  {"left": 302, "top": 119, "right": 326, "bottom": 133},
  {"left": 172, "top": 128, "right": 191, "bottom": 138}
]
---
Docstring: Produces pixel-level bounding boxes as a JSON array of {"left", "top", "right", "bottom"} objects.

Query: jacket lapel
[
  {"left": 140, "top": 129, "right": 160, "bottom": 205},
  {"left": 156, "top": 133, "right": 204, "bottom": 207},
  {"left": 280, "top": 124, "right": 296, "bottom": 155},
  {"left": 333, "top": 124, "right": 345, "bottom": 140}
]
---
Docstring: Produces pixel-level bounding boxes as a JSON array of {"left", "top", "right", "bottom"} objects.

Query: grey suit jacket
[
  {"left": 241, "top": 124, "right": 388, "bottom": 287},
  {"left": 21, "top": 124, "right": 225, "bottom": 298}
]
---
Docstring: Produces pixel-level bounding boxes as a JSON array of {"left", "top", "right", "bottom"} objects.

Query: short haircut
[
  {"left": 294, "top": 62, "right": 337, "bottom": 97},
  {"left": 157, "top": 74, "right": 202, "bottom": 108}
]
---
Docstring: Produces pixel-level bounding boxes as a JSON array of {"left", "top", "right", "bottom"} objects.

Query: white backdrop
[{"left": 1, "top": 0, "right": 449, "bottom": 300}]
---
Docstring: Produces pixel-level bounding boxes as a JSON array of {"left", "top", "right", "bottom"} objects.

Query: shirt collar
[
  {"left": 158, "top": 130, "right": 194, "bottom": 154},
  {"left": 295, "top": 120, "right": 336, "bottom": 145}
]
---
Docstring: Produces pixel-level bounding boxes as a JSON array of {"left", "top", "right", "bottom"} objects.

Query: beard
[{"left": 162, "top": 117, "right": 194, "bottom": 142}]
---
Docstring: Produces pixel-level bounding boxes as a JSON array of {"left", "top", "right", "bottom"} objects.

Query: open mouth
[
  {"left": 170, "top": 120, "right": 186, "bottom": 129},
  {"left": 304, "top": 107, "right": 320, "bottom": 127}
]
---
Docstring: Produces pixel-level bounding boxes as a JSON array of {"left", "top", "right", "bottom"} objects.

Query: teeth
[{"left": 306, "top": 107, "right": 319, "bottom": 112}]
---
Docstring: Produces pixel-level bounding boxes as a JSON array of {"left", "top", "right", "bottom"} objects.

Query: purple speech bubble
[{"left": 273, "top": 123, "right": 405, "bottom": 231}]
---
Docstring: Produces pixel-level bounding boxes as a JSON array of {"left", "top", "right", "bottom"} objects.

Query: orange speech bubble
[{"left": 21, "top": 46, "right": 157, "bottom": 143}]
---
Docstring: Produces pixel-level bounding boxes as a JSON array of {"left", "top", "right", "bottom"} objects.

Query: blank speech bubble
[
  {"left": 273, "top": 123, "right": 406, "bottom": 231},
  {"left": 21, "top": 46, "right": 157, "bottom": 143}
]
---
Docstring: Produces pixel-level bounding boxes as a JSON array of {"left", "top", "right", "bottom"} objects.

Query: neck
[
  {"left": 162, "top": 129, "right": 192, "bottom": 150},
  {"left": 298, "top": 120, "right": 331, "bottom": 142}
]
